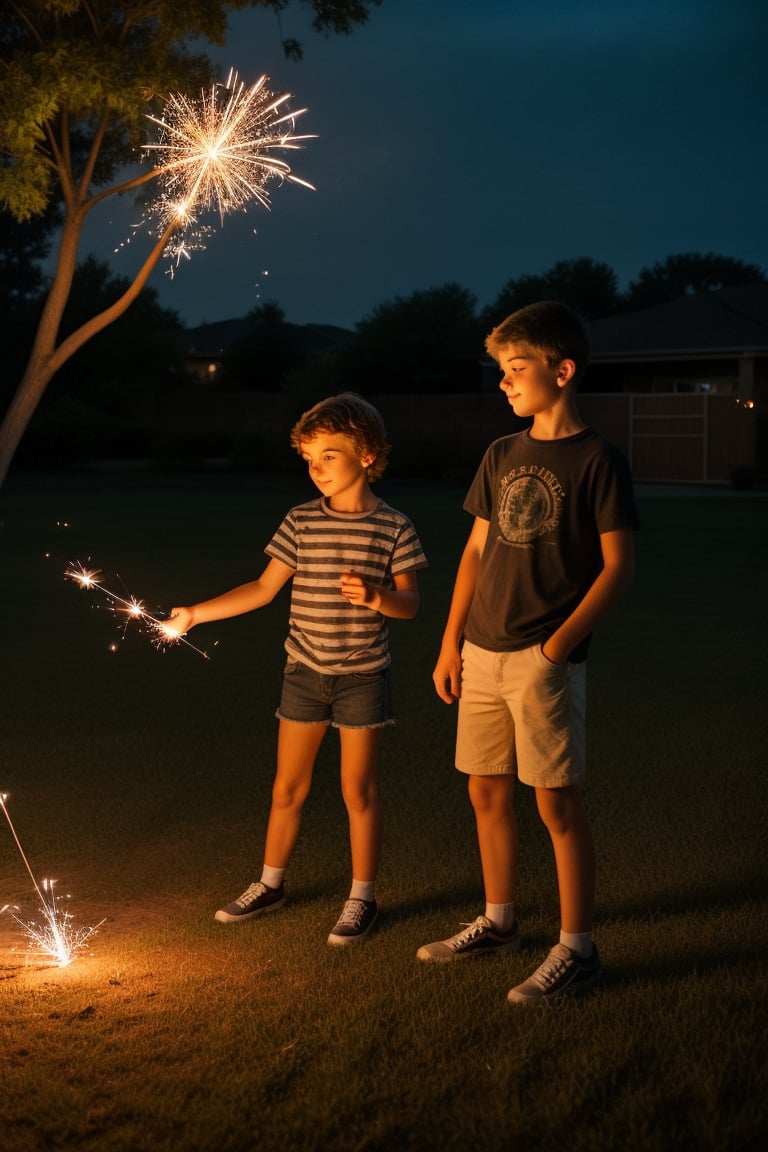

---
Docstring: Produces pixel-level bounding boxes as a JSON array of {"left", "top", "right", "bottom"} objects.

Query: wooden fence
[{"left": 153, "top": 391, "right": 758, "bottom": 485}]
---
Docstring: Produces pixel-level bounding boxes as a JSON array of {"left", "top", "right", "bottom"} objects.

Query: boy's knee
[
  {"left": 536, "top": 785, "right": 585, "bottom": 833},
  {"left": 341, "top": 778, "right": 380, "bottom": 811},
  {"left": 271, "top": 781, "right": 308, "bottom": 810},
  {"left": 468, "top": 774, "right": 515, "bottom": 813}
]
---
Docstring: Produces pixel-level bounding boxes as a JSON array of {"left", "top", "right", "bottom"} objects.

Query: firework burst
[
  {"left": 65, "top": 561, "right": 211, "bottom": 659},
  {"left": 141, "top": 68, "right": 315, "bottom": 267},
  {"left": 1, "top": 794, "right": 104, "bottom": 968}
]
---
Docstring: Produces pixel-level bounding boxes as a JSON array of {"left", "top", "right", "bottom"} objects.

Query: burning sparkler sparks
[
  {"left": 65, "top": 561, "right": 211, "bottom": 659},
  {"left": 1, "top": 794, "right": 104, "bottom": 968},
  {"left": 141, "top": 68, "right": 315, "bottom": 268}
]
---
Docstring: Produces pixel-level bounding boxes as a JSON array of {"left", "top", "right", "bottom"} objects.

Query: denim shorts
[
  {"left": 455, "top": 640, "right": 586, "bottom": 787},
  {"left": 276, "top": 658, "right": 395, "bottom": 729}
]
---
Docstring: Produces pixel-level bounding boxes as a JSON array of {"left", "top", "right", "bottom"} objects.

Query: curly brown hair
[{"left": 290, "top": 393, "right": 391, "bottom": 482}]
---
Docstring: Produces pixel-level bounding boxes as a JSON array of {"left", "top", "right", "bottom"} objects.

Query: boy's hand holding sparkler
[{"left": 166, "top": 606, "right": 194, "bottom": 635}]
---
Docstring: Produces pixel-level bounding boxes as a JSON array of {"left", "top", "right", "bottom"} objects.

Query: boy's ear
[{"left": 556, "top": 359, "right": 577, "bottom": 387}]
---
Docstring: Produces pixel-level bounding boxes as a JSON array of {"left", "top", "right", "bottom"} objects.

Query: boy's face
[
  {"left": 496, "top": 342, "right": 572, "bottom": 418},
  {"left": 298, "top": 432, "right": 374, "bottom": 503}
]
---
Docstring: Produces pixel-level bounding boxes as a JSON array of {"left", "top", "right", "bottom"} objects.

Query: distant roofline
[{"left": 591, "top": 346, "right": 768, "bottom": 362}]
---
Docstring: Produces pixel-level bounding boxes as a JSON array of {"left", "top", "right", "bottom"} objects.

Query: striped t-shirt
[{"left": 265, "top": 497, "right": 428, "bottom": 674}]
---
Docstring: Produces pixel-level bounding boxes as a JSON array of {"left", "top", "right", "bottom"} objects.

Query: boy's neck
[
  {"left": 327, "top": 481, "right": 379, "bottom": 514},
  {"left": 529, "top": 397, "right": 586, "bottom": 441}
]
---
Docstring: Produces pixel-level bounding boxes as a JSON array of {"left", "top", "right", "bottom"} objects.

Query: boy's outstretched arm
[
  {"left": 433, "top": 517, "right": 489, "bottom": 704},
  {"left": 340, "top": 570, "right": 420, "bottom": 619},
  {"left": 168, "top": 558, "right": 294, "bottom": 634},
  {"left": 542, "top": 527, "right": 635, "bottom": 665}
]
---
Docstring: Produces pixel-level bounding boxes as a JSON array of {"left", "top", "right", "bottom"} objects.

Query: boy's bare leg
[
  {"left": 263, "top": 719, "right": 327, "bottom": 869},
  {"left": 339, "top": 726, "right": 384, "bottom": 882},
  {"left": 505, "top": 784, "right": 601, "bottom": 1002},
  {"left": 324, "top": 727, "right": 384, "bottom": 946},
  {"left": 535, "top": 784, "right": 595, "bottom": 933},
  {"left": 468, "top": 774, "right": 518, "bottom": 904},
  {"left": 414, "top": 772, "right": 520, "bottom": 959}
]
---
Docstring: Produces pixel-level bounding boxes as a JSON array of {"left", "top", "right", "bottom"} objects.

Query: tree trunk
[
  {"left": 0, "top": 358, "right": 59, "bottom": 485},
  {"left": 0, "top": 217, "right": 175, "bottom": 487}
]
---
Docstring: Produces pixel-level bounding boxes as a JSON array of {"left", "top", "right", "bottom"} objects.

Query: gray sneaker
[
  {"left": 327, "top": 898, "right": 378, "bottom": 945},
  {"left": 507, "top": 943, "right": 603, "bottom": 1003},
  {"left": 214, "top": 881, "right": 285, "bottom": 923},
  {"left": 416, "top": 915, "right": 520, "bottom": 962}
]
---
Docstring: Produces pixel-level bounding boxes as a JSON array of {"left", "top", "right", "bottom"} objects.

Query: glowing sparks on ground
[
  {"left": 64, "top": 561, "right": 211, "bottom": 659},
  {"left": 141, "top": 68, "right": 314, "bottom": 269},
  {"left": 1, "top": 794, "right": 104, "bottom": 968}
]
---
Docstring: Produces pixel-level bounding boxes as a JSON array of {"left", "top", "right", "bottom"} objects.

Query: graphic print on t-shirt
[{"left": 497, "top": 466, "right": 565, "bottom": 546}]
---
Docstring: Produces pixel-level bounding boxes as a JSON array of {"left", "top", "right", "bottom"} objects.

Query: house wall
[{"left": 584, "top": 358, "right": 742, "bottom": 395}]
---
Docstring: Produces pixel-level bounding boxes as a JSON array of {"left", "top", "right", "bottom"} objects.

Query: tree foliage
[
  {"left": 485, "top": 257, "right": 622, "bottom": 325},
  {"left": 0, "top": 206, "right": 59, "bottom": 307},
  {"left": 224, "top": 302, "right": 303, "bottom": 391},
  {"left": 0, "top": 208, "right": 61, "bottom": 389},
  {"left": 0, "top": 0, "right": 380, "bottom": 482},
  {"left": 625, "top": 252, "right": 766, "bottom": 310},
  {"left": 338, "top": 283, "right": 483, "bottom": 395}
]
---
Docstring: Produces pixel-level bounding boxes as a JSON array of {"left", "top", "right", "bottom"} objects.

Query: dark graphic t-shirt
[{"left": 463, "top": 428, "right": 638, "bottom": 661}]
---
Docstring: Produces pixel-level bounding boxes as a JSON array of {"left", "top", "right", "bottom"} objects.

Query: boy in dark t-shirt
[{"left": 418, "top": 301, "right": 638, "bottom": 1004}]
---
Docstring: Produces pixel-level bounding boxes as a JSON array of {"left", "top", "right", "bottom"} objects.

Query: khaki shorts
[{"left": 455, "top": 640, "right": 586, "bottom": 788}]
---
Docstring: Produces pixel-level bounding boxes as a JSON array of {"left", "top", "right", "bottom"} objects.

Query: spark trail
[
  {"left": 1, "top": 794, "right": 104, "bottom": 968},
  {"left": 65, "top": 561, "right": 211, "bottom": 659}
]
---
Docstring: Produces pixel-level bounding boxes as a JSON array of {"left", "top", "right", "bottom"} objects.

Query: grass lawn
[{"left": 1, "top": 472, "right": 767, "bottom": 1151}]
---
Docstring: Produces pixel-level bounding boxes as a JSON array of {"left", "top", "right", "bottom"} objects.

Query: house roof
[{"left": 588, "top": 283, "right": 768, "bottom": 361}]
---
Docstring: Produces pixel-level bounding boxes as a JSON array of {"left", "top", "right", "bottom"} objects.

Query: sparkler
[
  {"left": 141, "top": 68, "right": 315, "bottom": 268},
  {"left": 65, "top": 561, "right": 211, "bottom": 659},
  {"left": 1, "top": 793, "right": 104, "bottom": 968}
]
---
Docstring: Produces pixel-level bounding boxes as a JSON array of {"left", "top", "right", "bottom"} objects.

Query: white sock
[
  {"left": 485, "top": 902, "right": 515, "bottom": 933},
  {"left": 560, "top": 930, "right": 592, "bottom": 958},
  {"left": 260, "top": 865, "right": 285, "bottom": 890},
  {"left": 350, "top": 879, "right": 375, "bottom": 902}
]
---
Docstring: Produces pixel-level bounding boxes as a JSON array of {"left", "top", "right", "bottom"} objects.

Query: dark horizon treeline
[{"left": 0, "top": 226, "right": 764, "bottom": 470}]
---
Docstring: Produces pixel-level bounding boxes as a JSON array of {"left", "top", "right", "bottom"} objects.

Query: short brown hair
[
  {"left": 290, "top": 392, "right": 391, "bottom": 482},
  {"left": 485, "top": 301, "right": 590, "bottom": 384}
]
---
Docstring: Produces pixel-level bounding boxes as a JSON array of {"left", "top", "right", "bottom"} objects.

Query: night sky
[{"left": 80, "top": 0, "right": 766, "bottom": 331}]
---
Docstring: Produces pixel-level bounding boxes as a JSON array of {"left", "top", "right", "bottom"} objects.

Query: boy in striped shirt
[{"left": 168, "top": 393, "right": 427, "bottom": 945}]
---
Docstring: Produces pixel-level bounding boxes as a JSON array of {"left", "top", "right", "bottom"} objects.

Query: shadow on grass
[
  {"left": 375, "top": 882, "right": 486, "bottom": 923},
  {"left": 602, "top": 871, "right": 767, "bottom": 921},
  {"left": 603, "top": 943, "right": 764, "bottom": 989}
]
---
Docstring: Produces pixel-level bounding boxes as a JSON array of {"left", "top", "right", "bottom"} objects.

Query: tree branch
[{"left": 49, "top": 219, "right": 180, "bottom": 376}]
